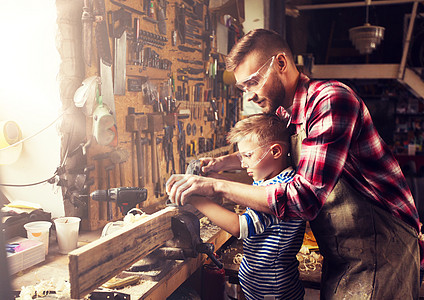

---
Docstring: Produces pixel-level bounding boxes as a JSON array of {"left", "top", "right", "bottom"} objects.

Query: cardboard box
[{"left": 6, "top": 237, "right": 45, "bottom": 275}]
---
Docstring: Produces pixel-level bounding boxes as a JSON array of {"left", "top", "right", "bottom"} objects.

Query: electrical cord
[
  {"left": 0, "top": 109, "right": 66, "bottom": 152},
  {"left": 0, "top": 106, "right": 76, "bottom": 187},
  {"left": 0, "top": 174, "right": 58, "bottom": 187}
]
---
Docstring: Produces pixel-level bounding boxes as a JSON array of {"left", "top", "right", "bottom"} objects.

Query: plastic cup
[
  {"left": 24, "top": 221, "right": 52, "bottom": 255},
  {"left": 54, "top": 217, "right": 81, "bottom": 254}
]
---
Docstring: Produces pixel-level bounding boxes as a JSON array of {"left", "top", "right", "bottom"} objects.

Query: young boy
[{"left": 190, "top": 113, "right": 306, "bottom": 300}]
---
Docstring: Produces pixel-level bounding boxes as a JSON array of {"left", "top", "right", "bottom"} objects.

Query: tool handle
[{"left": 196, "top": 243, "right": 223, "bottom": 269}]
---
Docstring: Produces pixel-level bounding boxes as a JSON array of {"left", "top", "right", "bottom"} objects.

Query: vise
[{"left": 152, "top": 210, "right": 223, "bottom": 269}]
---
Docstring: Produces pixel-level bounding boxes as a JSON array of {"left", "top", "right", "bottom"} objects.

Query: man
[{"left": 166, "top": 29, "right": 422, "bottom": 299}]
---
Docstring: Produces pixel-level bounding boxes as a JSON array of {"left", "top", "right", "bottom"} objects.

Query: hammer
[{"left": 146, "top": 113, "right": 164, "bottom": 198}]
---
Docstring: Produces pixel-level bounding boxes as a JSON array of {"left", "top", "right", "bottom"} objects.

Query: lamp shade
[{"left": 349, "top": 23, "right": 385, "bottom": 55}]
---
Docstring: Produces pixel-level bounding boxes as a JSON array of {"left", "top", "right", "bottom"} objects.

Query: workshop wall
[{"left": 69, "top": 0, "right": 243, "bottom": 230}]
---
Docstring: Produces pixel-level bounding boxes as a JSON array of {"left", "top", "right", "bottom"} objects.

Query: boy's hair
[
  {"left": 226, "top": 29, "right": 294, "bottom": 72},
  {"left": 227, "top": 113, "right": 289, "bottom": 146}
]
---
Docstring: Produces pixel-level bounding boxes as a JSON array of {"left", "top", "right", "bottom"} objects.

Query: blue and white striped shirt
[{"left": 238, "top": 167, "right": 306, "bottom": 300}]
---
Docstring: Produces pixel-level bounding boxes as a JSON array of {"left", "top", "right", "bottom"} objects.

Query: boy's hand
[
  {"left": 200, "top": 153, "right": 243, "bottom": 174},
  {"left": 199, "top": 157, "right": 217, "bottom": 174}
]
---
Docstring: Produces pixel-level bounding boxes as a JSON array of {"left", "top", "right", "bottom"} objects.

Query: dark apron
[{"left": 291, "top": 126, "right": 420, "bottom": 300}]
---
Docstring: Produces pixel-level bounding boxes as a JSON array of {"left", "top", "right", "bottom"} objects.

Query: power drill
[{"left": 90, "top": 187, "right": 148, "bottom": 215}]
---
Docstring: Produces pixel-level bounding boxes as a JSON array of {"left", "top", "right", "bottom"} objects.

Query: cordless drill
[{"left": 90, "top": 187, "right": 147, "bottom": 215}]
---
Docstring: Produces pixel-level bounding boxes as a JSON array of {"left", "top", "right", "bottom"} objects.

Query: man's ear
[{"left": 275, "top": 53, "right": 287, "bottom": 69}]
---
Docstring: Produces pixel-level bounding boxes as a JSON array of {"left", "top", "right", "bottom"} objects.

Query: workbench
[{"left": 11, "top": 221, "right": 232, "bottom": 299}]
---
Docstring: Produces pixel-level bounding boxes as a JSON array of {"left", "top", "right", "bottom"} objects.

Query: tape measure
[{"left": 0, "top": 120, "right": 22, "bottom": 149}]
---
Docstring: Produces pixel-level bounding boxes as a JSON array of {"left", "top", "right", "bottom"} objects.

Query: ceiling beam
[
  {"left": 311, "top": 64, "right": 399, "bottom": 79},
  {"left": 311, "top": 64, "right": 424, "bottom": 99},
  {"left": 296, "top": 0, "right": 422, "bottom": 11}
]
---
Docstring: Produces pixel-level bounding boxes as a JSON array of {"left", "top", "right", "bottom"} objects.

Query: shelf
[
  {"left": 126, "top": 65, "right": 171, "bottom": 80},
  {"left": 395, "top": 113, "right": 424, "bottom": 117}
]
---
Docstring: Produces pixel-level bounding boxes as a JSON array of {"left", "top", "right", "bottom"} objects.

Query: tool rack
[{"left": 78, "top": 0, "right": 243, "bottom": 230}]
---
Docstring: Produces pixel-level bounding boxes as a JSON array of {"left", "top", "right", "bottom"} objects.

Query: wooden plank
[{"left": 69, "top": 206, "right": 179, "bottom": 299}]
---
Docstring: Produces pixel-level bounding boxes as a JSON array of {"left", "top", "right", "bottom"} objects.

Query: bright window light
[{"left": 0, "top": 1, "right": 64, "bottom": 217}]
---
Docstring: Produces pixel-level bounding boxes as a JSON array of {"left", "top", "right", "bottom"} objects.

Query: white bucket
[
  {"left": 24, "top": 221, "right": 52, "bottom": 255},
  {"left": 54, "top": 217, "right": 81, "bottom": 254}
]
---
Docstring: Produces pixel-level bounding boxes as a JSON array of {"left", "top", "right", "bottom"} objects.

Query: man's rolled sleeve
[{"left": 266, "top": 183, "right": 286, "bottom": 218}]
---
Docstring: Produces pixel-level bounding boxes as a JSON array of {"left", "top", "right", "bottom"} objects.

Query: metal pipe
[
  {"left": 398, "top": 0, "right": 419, "bottom": 80},
  {"left": 296, "top": 0, "right": 422, "bottom": 11}
]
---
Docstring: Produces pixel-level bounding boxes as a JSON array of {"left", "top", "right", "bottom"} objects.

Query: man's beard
[{"left": 264, "top": 82, "right": 286, "bottom": 114}]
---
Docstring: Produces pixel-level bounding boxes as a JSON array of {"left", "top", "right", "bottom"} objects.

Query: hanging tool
[
  {"left": 146, "top": 113, "right": 164, "bottom": 197},
  {"left": 92, "top": 88, "right": 115, "bottom": 146},
  {"left": 157, "top": 5, "right": 167, "bottom": 35},
  {"left": 126, "top": 108, "right": 148, "bottom": 187},
  {"left": 110, "top": 0, "right": 145, "bottom": 16},
  {"left": 105, "top": 164, "right": 115, "bottom": 220},
  {"left": 92, "top": 152, "right": 109, "bottom": 220},
  {"left": 108, "top": 8, "right": 132, "bottom": 95},
  {"left": 177, "top": 121, "right": 186, "bottom": 173},
  {"left": 82, "top": 0, "right": 94, "bottom": 67},
  {"left": 177, "top": 75, "right": 203, "bottom": 82},
  {"left": 91, "top": 187, "right": 148, "bottom": 215},
  {"left": 133, "top": 17, "right": 143, "bottom": 65},
  {"left": 177, "top": 58, "right": 203, "bottom": 65},
  {"left": 94, "top": 0, "right": 112, "bottom": 66},
  {"left": 178, "top": 45, "right": 202, "bottom": 53},
  {"left": 163, "top": 126, "right": 176, "bottom": 174},
  {"left": 175, "top": 3, "right": 186, "bottom": 44},
  {"left": 177, "top": 67, "right": 204, "bottom": 75},
  {"left": 94, "top": 0, "right": 117, "bottom": 147},
  {"left": 110, "top": 148, "right": 129, "bottom": 187},
  {"left": 92, "top": 103, "right": 115, "bottom": 145}
]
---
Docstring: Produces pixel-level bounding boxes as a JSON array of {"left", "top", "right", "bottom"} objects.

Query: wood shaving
[
  {"left": 296, "top": 250, "right": 323, "bottom": 273},
  {"left": 123, "top": 208, "right": 148, "bottom": 224},
  {"left": 232, "top": 253, "right": 243, "bottom": 264},
  {"left": 17, "top": 279, "right": 70, "bottom": 299},
  {"left": 199, "top": 216, "right": 211, "bottom": 226}
]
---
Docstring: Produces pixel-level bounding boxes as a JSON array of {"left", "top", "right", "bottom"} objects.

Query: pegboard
[{"left": 80, "top": 0, "right": 242, "bottom": 230}]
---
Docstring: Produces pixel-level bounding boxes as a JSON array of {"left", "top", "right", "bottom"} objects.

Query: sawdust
[{"left": 200, "top": 218, "right": 221, "bottom": 242}]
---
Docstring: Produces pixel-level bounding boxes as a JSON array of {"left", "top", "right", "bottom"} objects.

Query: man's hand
[{"left": 166, "top": 174, "right": 218, "bottom": 206}]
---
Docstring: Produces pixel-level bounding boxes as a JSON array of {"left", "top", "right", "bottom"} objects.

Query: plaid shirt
[{"left": 268, "top": 74, "right": 423, "bottom": 264}]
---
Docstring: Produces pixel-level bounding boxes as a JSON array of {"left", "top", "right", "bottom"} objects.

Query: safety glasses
[
  {"left": 237, "top": 144, "right": 272, "bottom": 168},
  {"left": 235, "top": 56, "right": 275, "bottom": 95}
]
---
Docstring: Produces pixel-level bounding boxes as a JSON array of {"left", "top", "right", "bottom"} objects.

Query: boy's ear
[{"left": 271, "top": 144, "right": 284, "bottom": 159}]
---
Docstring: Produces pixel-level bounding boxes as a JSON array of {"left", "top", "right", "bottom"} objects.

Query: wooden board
[{"left": 69, "top": 206, "right": 179, "bottom": 299}]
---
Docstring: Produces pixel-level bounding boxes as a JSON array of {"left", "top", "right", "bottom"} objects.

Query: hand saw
[
  {"left": 108, "top": 8, "right": 131, "bottom": 95},
  {"left": 94, "top": 0, "right": 116, "bottom": 122}
]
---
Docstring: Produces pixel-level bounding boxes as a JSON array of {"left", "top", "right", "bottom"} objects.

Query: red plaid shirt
[{"left": 268, "top": 74, "right": 423, "bottom": 264}]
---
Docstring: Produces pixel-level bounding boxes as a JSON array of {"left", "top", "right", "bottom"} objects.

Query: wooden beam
[
  {"left": 311, "top": 64, "right": 399, "bottom": 79},
  {"left": 311, "top": 64, "right": 424, "bottom": 100},
  {"left": 296, "top": 0, "right": 421, "bottom": 11},
  {"left": 402, "top": 68, "right": 424, "bottom": 99},
  {"left": 69, "top": 206, "right": 179, "bottom": 299}
]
